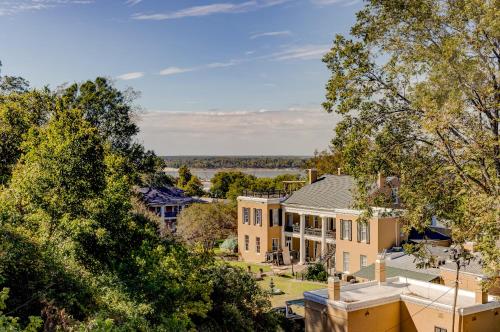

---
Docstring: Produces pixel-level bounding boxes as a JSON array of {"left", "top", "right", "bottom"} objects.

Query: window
[
  {"left": 360, "top": 255, "right": 367, "bottom": 268},
  {"left": 357, "top": 222, "right": 370, "bottom": 243},
  {"left": 328, "top": 218, "right": 335, "bottom": 231},
  {"left": 435, "top": 327, "right": 447, "bottom": 332},
  {"left": 343, "top": 252, "right": 350, "bottom": 273},
  {"left": 256, "top": 237, "right": 261, "bottom": 253},
  {"left": 341, "top": 220, "right": 352, "bottom": 240},
  {"left": 242, "top": 208, "right": 250, "bottom": 224},
  {"left": 285, "top": 236, "right": 292, "bottom": 250},
  {"left": 244, "top": 235, "right": 249, "bottom": 251},
  {"left": 273, "top": 209, "right": 279, "bottom": 226},
  {"left": 254, "top": 208, "right": 262, "bottom": 226},
  {"left": 272, "top": 238, "right": 279, "bottom": 251},
  {"left": 269, "top": 209, "right": 280, "bottom": 227},
  {"left": 391, "top": 187, "right": 399, "bottom": 204}
]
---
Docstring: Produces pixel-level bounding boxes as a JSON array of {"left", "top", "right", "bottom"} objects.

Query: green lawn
[
  {"left": 258, "top": 275, "right": 326, "bottom": 310},
  {"left": 227, "top": 261, "right": 272, "bottom": 273}
]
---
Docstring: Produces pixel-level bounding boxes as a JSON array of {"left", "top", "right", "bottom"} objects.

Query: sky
[{"left": 0, "top": 0, "right": 362, "bottom": 156}]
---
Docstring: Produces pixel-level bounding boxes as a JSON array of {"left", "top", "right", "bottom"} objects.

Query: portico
[{"left": 281, "top": 207, "right": 336, "bottom": 265}]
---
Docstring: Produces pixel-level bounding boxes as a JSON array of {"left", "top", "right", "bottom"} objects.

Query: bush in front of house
[{"left": 304, "top": 262, "right": 328, "bottom": 282}]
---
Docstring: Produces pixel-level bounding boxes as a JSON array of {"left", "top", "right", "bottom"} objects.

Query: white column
[
  {"left": 160, "top": 205, "right": 165, "bottom": 220},
  {"left": 321, "top": 216, "right": 327, "bottom": 258},
  {"left": 281, "top": 209, "right": 286, "bottom": 250},
  {"left": 299, "top": 214, "right": 306, "bottom": 264}
]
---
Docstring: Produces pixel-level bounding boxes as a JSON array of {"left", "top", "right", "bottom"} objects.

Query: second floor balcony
[{"left": 285, "top": 224, "right": 335, "bottom": 239}]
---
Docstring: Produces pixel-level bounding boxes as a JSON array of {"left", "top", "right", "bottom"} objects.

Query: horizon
[{"left": 0, "top": 0, "right": 359, "bottom": 155}]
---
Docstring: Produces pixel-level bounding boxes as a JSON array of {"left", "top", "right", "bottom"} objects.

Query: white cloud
[
  {"left": 270, "top": 44, "right": 330, "bottom": 61},
  {"left": 125, "top": 0, "right": 142, "bottom": 6},
  {"left": 137, "top": 108, "right": 337, "bottom": 155},
  {"left": 116, "top": 72, "right": 144, "bottom": 80},
  {"left": 250, "top": 30, "right": 292, "bottom": 40},
  {"left": 156, "top": 44, "right": 329, "bottom": 78},
  {"left": 159, "top": 67, "right": 196, "bottom": 76},
  {"left": 132, "top": 0, "right": 290, "bottom": 21},
  {"left": 159, "top": 60, "right": 239, "bottom": 76},
  {"left": 310, "top": 0, "right": 360, "bottom": 6},
  {"left": 0, "top": 0, "right": 93, "bottom": 16}
]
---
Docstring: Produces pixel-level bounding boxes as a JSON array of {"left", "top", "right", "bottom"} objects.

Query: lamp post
[{"left": 449, "top": 247, "right": 473, "bottom": 332}]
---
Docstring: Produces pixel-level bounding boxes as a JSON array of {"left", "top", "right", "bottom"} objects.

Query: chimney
[
  {"left": 308, "top": 169, "right": 318, "bottom": 184},
  {"left": 375, "top": 254, "right": 386, "bottom": 284},
  {"left": 328, "top": 276, "right": 341, "bottom": 301},
  {"left": 377, "top": 172, "right": 385, "bottom": 189},
  {"left": 475, "top": 277, "right": 488, "bottom": 304},
  {"left": 337, "top": 167, "right": 342, "bottom": 176}
]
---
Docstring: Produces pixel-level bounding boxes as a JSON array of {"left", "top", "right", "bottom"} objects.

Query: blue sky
[{"left": 0, "top": 0, "right": 361, "bottom": 155}]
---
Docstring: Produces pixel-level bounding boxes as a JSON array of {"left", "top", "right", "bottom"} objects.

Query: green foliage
[
  {"left": 211, "top": 171, "right": 302, "bottom": 200},
  {"left": 177, "top": 203, "right": 237, "bottom": 251},
  {"left": 0, "top": 288, "right": 42, "bottom": 332},
  {"left": 304, "top": 263, "right": 328, "bottom": 282},
  {"left": 193, "top": 263, "right": 278, "bottom": 332},
  {"left": 184, "top": 176, "right": 205, "bottom": 197},
  {"left": 323, "top": 0, "right": 499, "bottom": 280},
  {"left": 0, "top": 72, "right": 278, "bottom": 331},
  {"left": 177, "top": 165, "right": 192, "bottom": 188},
  {"left": 0, "top": 90, "right": 51, "bottom": 184},
  {"left": 305, "top": 149, "right": 344, "bottom": 176}
]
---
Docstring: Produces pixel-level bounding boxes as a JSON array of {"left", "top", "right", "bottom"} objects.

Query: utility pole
[{"left": 449, "top": 247, "right": 473, "bottom": 332}]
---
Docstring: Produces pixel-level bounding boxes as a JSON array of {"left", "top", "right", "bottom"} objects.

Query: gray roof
[
  {"left": 138, "top": 186, "right": 198, "bottom": 206},
  {"left": 283, "top": 175, "right": 356, "bottom": 210},
  {"left": 353, "top": 264, "right": 440, "bottom": 282}
]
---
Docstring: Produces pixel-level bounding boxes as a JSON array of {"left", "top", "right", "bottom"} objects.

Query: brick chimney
[
  {"left": 377, "top": 172, "right": 385, "bottom": 189},
  {"left": 375, "top": 255, "right": 386, "bottom": 284},
  {"left": 308, "top": 169, "right": 318, "bottom": 184},
  {"left": 328, "top": 276, "right": 341, "bottom": 301},
  {"left": 475, "top": 277, "right": 488, "bottom": 304}
]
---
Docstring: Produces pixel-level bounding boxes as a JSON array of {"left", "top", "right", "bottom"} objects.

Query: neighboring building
[
  {"left": 237, "top": 170, "right": 404, "bottom": 277},
  {"left": 138, "top": 186, "right": 199, "bottom": 231},
  {"left": 354, "top": 245, "right": 500, "bottom": 296},
  {"left": 304, "top": 257, "right": 500, "bottom": 332}
]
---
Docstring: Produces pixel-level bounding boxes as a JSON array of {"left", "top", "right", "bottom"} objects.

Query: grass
[
  {"left": 258, "top": 275, "right": 326, "bottom": 312},
  {"left": 227, "top": 261, "right": 272, "bottom": 273}
]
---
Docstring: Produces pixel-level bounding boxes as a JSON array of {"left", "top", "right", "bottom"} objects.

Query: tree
[
  {"left": 0, "top": 90, "right": 52, "bottom": 184},
  {"left": 61, "top": 77, "right": 139, "bottom": 153},
  {"left": 323, "top": 0, "right": 499, "bottom": 282},
  {"left": 177, "top": 165, "right": 193, "bottom": 188},
  {"left": 193, "top": 263, "right": 278, "bottom": 332},
  {"left": 305, "top": 149, "right": 344, "bottom": 176},
  {"left": 184, "top": 176, "right": 205, "bottom": 197},
  {"left": 210, "top": 171, "right": 255, "bottom": 199},
  {"left": 0, "top": 61, "right": 29, "bottom": 94},
  {"left": 176, "top": 203, "right": 237, "bottom": 251}
]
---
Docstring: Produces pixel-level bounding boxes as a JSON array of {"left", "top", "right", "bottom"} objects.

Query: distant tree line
[{"left": 163, "top": 156, "right": 308, "bottom": 169}]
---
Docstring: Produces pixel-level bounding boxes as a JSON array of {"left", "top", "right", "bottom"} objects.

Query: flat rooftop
[{"left": 304, "top": 277, "right": 500, "bottom": 315}]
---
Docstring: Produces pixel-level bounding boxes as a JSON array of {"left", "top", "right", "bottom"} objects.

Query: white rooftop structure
[{"left": 304, "top": 276, "right": 500, "bottom": 315}]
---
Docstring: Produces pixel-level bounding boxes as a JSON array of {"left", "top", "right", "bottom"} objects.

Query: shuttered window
[{"left": 341, "top": 220, "right": 352, "bottom": 240}]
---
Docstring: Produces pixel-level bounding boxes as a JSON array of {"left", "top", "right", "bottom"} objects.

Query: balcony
[
  {"left": 286, "top": 225, "right": 335, "bottom": 239},
  {"left": 164, "top": 212, "right": 178, "bottom": 218}
]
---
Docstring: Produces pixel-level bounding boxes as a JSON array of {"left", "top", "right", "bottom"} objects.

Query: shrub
[{"left": 304, "top": 263, "right": 328, "bottom": 282}]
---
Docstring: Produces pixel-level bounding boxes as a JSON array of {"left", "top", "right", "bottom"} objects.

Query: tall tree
[
  {"left": 177, "top": 165, "right": 193, "bottom": 188},
  {"left": 0, "top": 61, "right": 29, "bottom": 94},
  {"left": 177, "top": 203, "right": 237, "bottom": 251},
  {"left": 0, "top": 91, "right": 52, "bottom": 184},
  {"left": 323, "top": 0, "right": 499, "bottom": 280}
]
